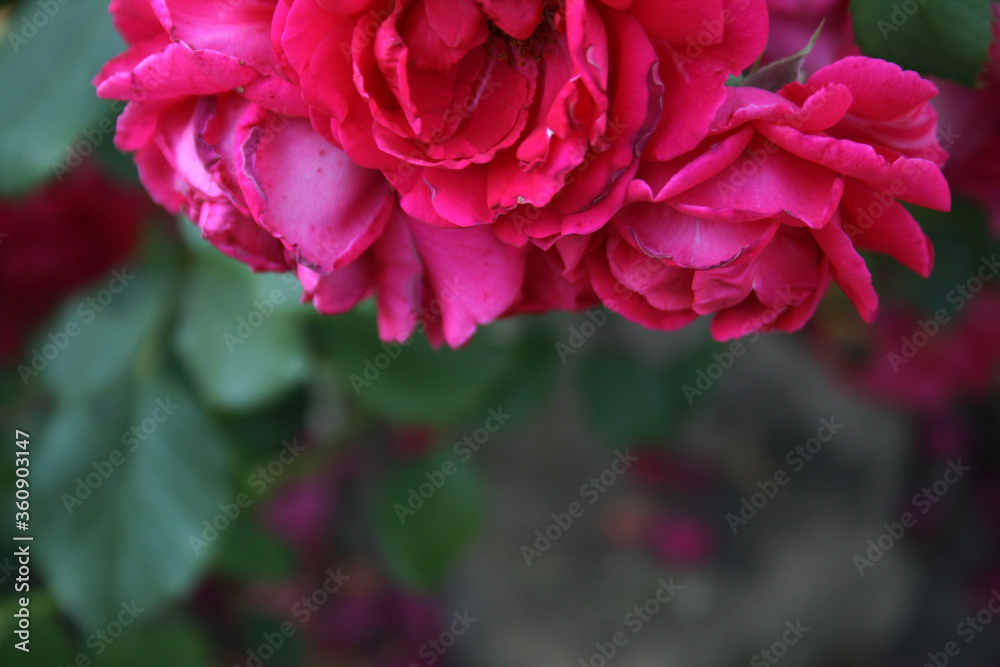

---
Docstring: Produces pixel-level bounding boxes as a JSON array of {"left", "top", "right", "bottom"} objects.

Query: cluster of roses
[{"left": 96, "top": 0, "right": 951, "bottom": 346}]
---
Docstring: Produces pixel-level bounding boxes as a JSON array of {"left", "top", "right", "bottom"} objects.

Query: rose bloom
[
  {"left": 98, "top": 1, "right": 952, "bottom": 344},
  {"left": 96, "top": 0, "right": 768, "bottom": 345},
  {"left": 98, "top": 0, "right": 531, "bottom": 346},
  {"left": 581, "top": 56, "right": 950, "bottom": 338},
  {"left": 272, "top": 0, "right": 767, "bottom": 240},
  {"left": 0, "top": 164, "right": 148, "bottom": 362},
  {"left": 764, "top": 0, "right": 1000, "bottom": 238}
]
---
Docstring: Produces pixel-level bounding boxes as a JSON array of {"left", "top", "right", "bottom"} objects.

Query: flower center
[{"left": 487, "top": 1, "right": 563, "bottom": 64}]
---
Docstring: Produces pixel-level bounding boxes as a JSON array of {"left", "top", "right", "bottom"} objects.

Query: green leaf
[
  {"left": 480, "top": 323, "right": 559, "bottom": 423},
  {"left": 98, "top": 617, "right": 213, "bottom": 667},
  {"left": 318, "top": 310, "right": 515, "bottom": 426},
  {"left": 579, "top": 350, "right": 672, "bottom": 445},
  {"left": 33, "top": 375, "right": 230, "bottom": 630},
  {"left": 216, "top": 521, "right": 296, "bottom": 582},
  {"left": 375, "top": 449, "right": 485, "bottom": 588},
  {"left": 215, "top": 387, "right": 309, "bottom": 466},
  {"left": 37, "top": 239, "right": 178, "bottom": 402},
  {"left": 174, "top": 251, "right": 309, "bottom": 411},
  {"left": 851, "top": 0, "right": 994, "bottom": 86},
  {"left": 0, "top": 0, "right": 124, "bottom": 195},
  {"left": 661, "top": 334, "right": 738, "bottom": 416}
]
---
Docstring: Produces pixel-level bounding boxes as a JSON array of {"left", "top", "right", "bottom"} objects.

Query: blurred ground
[{"left": 432, "top": 321, "right": 998, "bottom": 667}]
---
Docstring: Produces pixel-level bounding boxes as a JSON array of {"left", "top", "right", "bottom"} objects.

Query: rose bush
[{"left": 95, "top": 0, "right": 951, "bottom": 345}]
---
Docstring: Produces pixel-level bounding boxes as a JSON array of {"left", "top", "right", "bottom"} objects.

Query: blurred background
[{"left": 1, "top": 1, "right": 1000, "bottom": 665}]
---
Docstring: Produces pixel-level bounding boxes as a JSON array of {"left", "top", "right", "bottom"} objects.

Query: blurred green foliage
[
  {"left": 0, "top": 0, "right": 123, "bottom": 195},
  {"left": 851, "top": 0, "right": 995, "bottom": 86}
]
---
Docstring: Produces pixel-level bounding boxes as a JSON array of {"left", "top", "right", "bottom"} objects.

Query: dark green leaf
[
  {"left": 851, "top": 0, "right": 994, "bottom": 86},
  {"left": 33, "top": 376, "right": 230, "bottom": 630},
  {"left": 579, "top": 350, "right": 672, "bottom": 445},
  {"left": 36, "top": 239, "right": 178, "bottom": 401},
  {"left": 481, "top": 323, "right": 559, "bottom": 423},
  {"left": 0, "top": 0, "right": 124, "bottom": 194},
  {"left": 375, "top": 449, "right": 485, "bottom": 588},
  {"left": 661, "top": 334, "right": 735, "bottom": 418},
  {"left": 318, "top": 310, "right": 515, "bottom": 426},
  {"left": 174, "top": 251, "right": 309, "bottom": 411},
  {"left": 216, "top": 521, "right": 296, "bottom": 582},
  {"left": 215, "top": 387, "right": 309, "bottom": 466},
  {"left": 98, "top": 617, "right": 213, "bottom": 667}
]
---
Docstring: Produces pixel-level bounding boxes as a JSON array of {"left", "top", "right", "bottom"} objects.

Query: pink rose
[
  {"left": 585, "top": 57, "right": 951, "bottom": 339},
  {"left": 275, "top": 0, "right": 768, "bottom": 239},
  {"left": 95, "top": 0, "right": 535, "bottom": 346},
  {"left": 95, "top": 0, "right": 769, "bottom": 345},
  {"left": 765, "top": 0, "right": 1000, "bottom": 238},
  {"left": 97, "top": 1, "right": 954, "bottom": 345}
]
